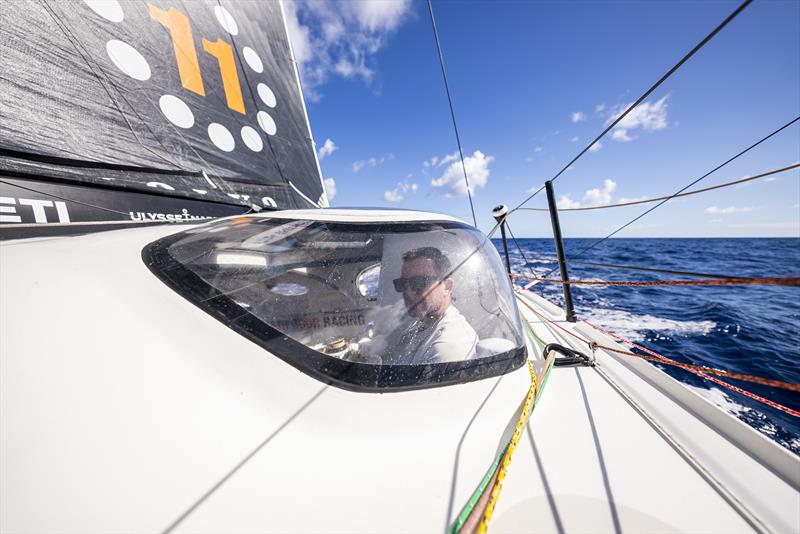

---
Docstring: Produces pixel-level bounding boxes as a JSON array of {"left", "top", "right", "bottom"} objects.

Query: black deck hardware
[{"left": 546, "top": 343, "right": 594, "bottom": 367}]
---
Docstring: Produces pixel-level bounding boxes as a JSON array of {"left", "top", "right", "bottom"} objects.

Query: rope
[
  {"left": 515, "top": 296, "right": 800, "bottom": 415},
  {"left": 452, "top": 323, "right": 556, "bottom": 534},
  {"left": 427, "top": 0, "right": 477, "bottom": 228},
  {"left": 511, "top": 0, "right": 753, "bottom": 213},
  {"left": 478, "top": 359, "right": 541, "bottom": 533},
  {"left": 581, "top": 320, "right": 800, "bottom": 416},
  {"left": 510, "top": 273, "right": 800, "bottom": 287},
  {"left": 518, "top": 163, "right": 800, "bottom": 212},
  {"left": 565, "top": 261, "right": 760, "bottom": 281}
]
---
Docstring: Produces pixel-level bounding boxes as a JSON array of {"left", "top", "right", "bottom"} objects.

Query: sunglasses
[{"left": 393, "top": 275, "right": 438, "bottom": 293}]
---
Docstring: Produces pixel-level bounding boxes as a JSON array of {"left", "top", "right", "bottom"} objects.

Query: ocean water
[{"left": 493, "top": 237, "right": 800, "bottom": 454}]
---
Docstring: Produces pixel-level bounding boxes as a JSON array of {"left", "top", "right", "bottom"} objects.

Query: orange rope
[
  {"left": 516, "top": 296, "right": 800, "bottom": 394},
  {"left": 511, "top": 273, "right": 800, "bottom": 287}
]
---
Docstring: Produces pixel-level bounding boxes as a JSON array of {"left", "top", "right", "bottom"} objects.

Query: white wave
[
  {"left": 686, "top": 385, "right": 751, "bottom": 417},
  {"left": 687, "top": 385, "right": 800, "bottom": 452},
  {"left": 583, "top": 308, "right": 716, "bottom": 342}
]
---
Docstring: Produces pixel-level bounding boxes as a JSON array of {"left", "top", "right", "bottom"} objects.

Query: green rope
[
  {"left": 523, "top": 320, "right": 546, "bottom": 350},
  {"left": 449, "top": 321, "right": 554, "bottom": 533},
  {"left": 449, "top": 443, "right": 509, "bottom": 533}
]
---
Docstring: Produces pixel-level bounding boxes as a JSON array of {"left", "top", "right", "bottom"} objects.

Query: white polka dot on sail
[
  {"left": 159, "top": 95, "right": 194, "bottom": 128},
  {"left": 83, "top": 0, "right": 124, "bottom": 22},
  {"left": 241, "top": 126, "right": 263, "bottom": 152},
  {"left": 208, "top": 123, "right": 235, "bottom": 152},
  {"left": 257, "top": 111, "right": 277, "bottom": 136},
  {"left": 146, "top": 181, "right": 175, "bottom": 191},
  {"left": 243, "top": 47, "right": 263, "bottom": 73},
  {"left": 106, "top": 40, "right": 150, "bottom": 81},
  {"left": 257, "top": 83, "right": 276, "bottom": 108},
  {"left": 214, "top": 6, "right": 238, "bottom": 35}
]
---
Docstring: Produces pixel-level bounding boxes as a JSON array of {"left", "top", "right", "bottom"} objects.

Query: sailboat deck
[{"left": 493, "top": 291, "right": 799, "bottom": 533}]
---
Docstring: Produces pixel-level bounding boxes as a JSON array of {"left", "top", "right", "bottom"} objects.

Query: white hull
[{"left": 1, "top": 223, "right": 797, "bottom": 532}]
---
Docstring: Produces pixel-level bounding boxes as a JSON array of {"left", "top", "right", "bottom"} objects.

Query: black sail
[{"left": 0, "top": 0, "right": 325, "bottom": 234}]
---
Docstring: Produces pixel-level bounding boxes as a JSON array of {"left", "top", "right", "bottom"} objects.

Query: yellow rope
[{"left": 477, "top": 359, "right": 537, "bottom": 533}]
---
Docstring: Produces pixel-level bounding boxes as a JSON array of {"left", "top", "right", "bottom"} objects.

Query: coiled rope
[
  {"left": 510, "top": 273, "right": 800, "bottom": 287},
  {"left": 515, "top": 296, "right": 800, "bottom": 416}
]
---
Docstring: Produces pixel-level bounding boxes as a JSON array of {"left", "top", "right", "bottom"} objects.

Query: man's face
[{"left": 400, "top": 257, "right": 452, "bottom": 318}]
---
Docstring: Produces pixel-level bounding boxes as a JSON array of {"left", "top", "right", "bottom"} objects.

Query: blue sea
[{"left": 494, "top": 237, "right": 800, "bottom": 454}]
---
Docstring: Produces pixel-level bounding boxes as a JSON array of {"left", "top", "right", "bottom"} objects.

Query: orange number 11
[
  {"left": 148, "top": 4, "right": 205, "bottom": 96},
  {"left": 148, "top": 4, "right": 245, "bottom": 115},
  {"left": 203, "top": 38, "right": 245, "bottom": 114}
]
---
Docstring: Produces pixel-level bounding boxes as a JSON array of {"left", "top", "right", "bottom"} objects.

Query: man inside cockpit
[{"left": 387, "top": 247, "right": 478, "bottom": 364}]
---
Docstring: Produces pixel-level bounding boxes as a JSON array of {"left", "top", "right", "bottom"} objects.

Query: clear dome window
[{"left": 144, "top": 215, "right": 527, "bottom": 392}]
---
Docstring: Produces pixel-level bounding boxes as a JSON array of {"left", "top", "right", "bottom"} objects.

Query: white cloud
[
  {"left": 726, "top": 221, "right": 798, "bottom": 229},
  {"left": 606, "top": 95, "right": 669, "bottom": 142},
  {"left": 384, "top": 189, "right": 403, "bottom": 202},
  {"left": 557, "top": 195, "right": 581, "bottom": 209},
  {"left": 618, "top": 196, "right": 648, "bottom": 203},
  {"left": 534, "top": 146, "right": 543, "bottom": 153},
  {"left": 383, "top": 178, "right": 418, "bottom": 202},
  {"left": 610, "top": 128, "right": 634, "bottom": 142},
  {"left": 588, "top": 141, "right": 602, "bottom": 152},
  {"left": 318, "top": 138, "right": 337, "bottom": 159},
  {"left": 569, "top": 136, "right": 579, "bottom": 143},
  {"left": 595, "top": 103, "right": 606, "bottom": 114},
  {"left": 571, "top": 111, "right": 586, "bottom": 123},
  {"left": 710, "top": 219, "right": 723, "bottom": 223},
  {"left": 424, "top": 152, "right": 462, "bottom": 170},
  {"left": 584, "top": 179, "right": 616, "bottom": 206},
  {"left": 323, "top": 177, "right": 337, "bottom": 202},
  {"left": 284, "top": 1, "right": 412, "bottom": 100},
  {"left": 704, "top": 206, "right": 753, "bottom": 215},
  {"left": 431, "top": 150, "right": 493, "bottom": 197},
  {"left": 553, "top": 178, "right": 618, "bottom": 209},
  {"left": 353, "top": 153, "right": 393, "bottom": 172},
  {"left": 438, "top": 151, "right": 460, "bottom": 167}
]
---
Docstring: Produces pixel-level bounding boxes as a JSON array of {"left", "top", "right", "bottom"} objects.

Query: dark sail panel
[{"left": 0, "top": 0, "right": 324, "bottom": 210}]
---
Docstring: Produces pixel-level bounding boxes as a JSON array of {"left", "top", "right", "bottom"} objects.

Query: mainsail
[{"left": 0, "top": 0, "right": 325, "bottom": 235}]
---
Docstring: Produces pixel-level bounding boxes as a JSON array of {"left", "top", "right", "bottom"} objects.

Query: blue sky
[{"left": 286, "top": 0, "right": 799, "bottom": 237}]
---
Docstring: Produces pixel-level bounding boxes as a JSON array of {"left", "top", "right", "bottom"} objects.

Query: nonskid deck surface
[{"left": 490, "top": 291, "right": 800, "bottom": 533}]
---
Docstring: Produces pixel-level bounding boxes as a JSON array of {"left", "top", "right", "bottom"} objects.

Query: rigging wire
[
  {"left": 504, "top": 221, "right": 543, "bottom": 284},
  {"left": 518, "top": 163, "right": 799, "bottom": 212},
  {"left": 565, "top": 116, "right": 800, "bottom": 263},
  {"left": 427, "top": 0, "right": 478, "bottom": 228},
  {"left": 510, "top": 0, "right": 754, "bottom": 214}
]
